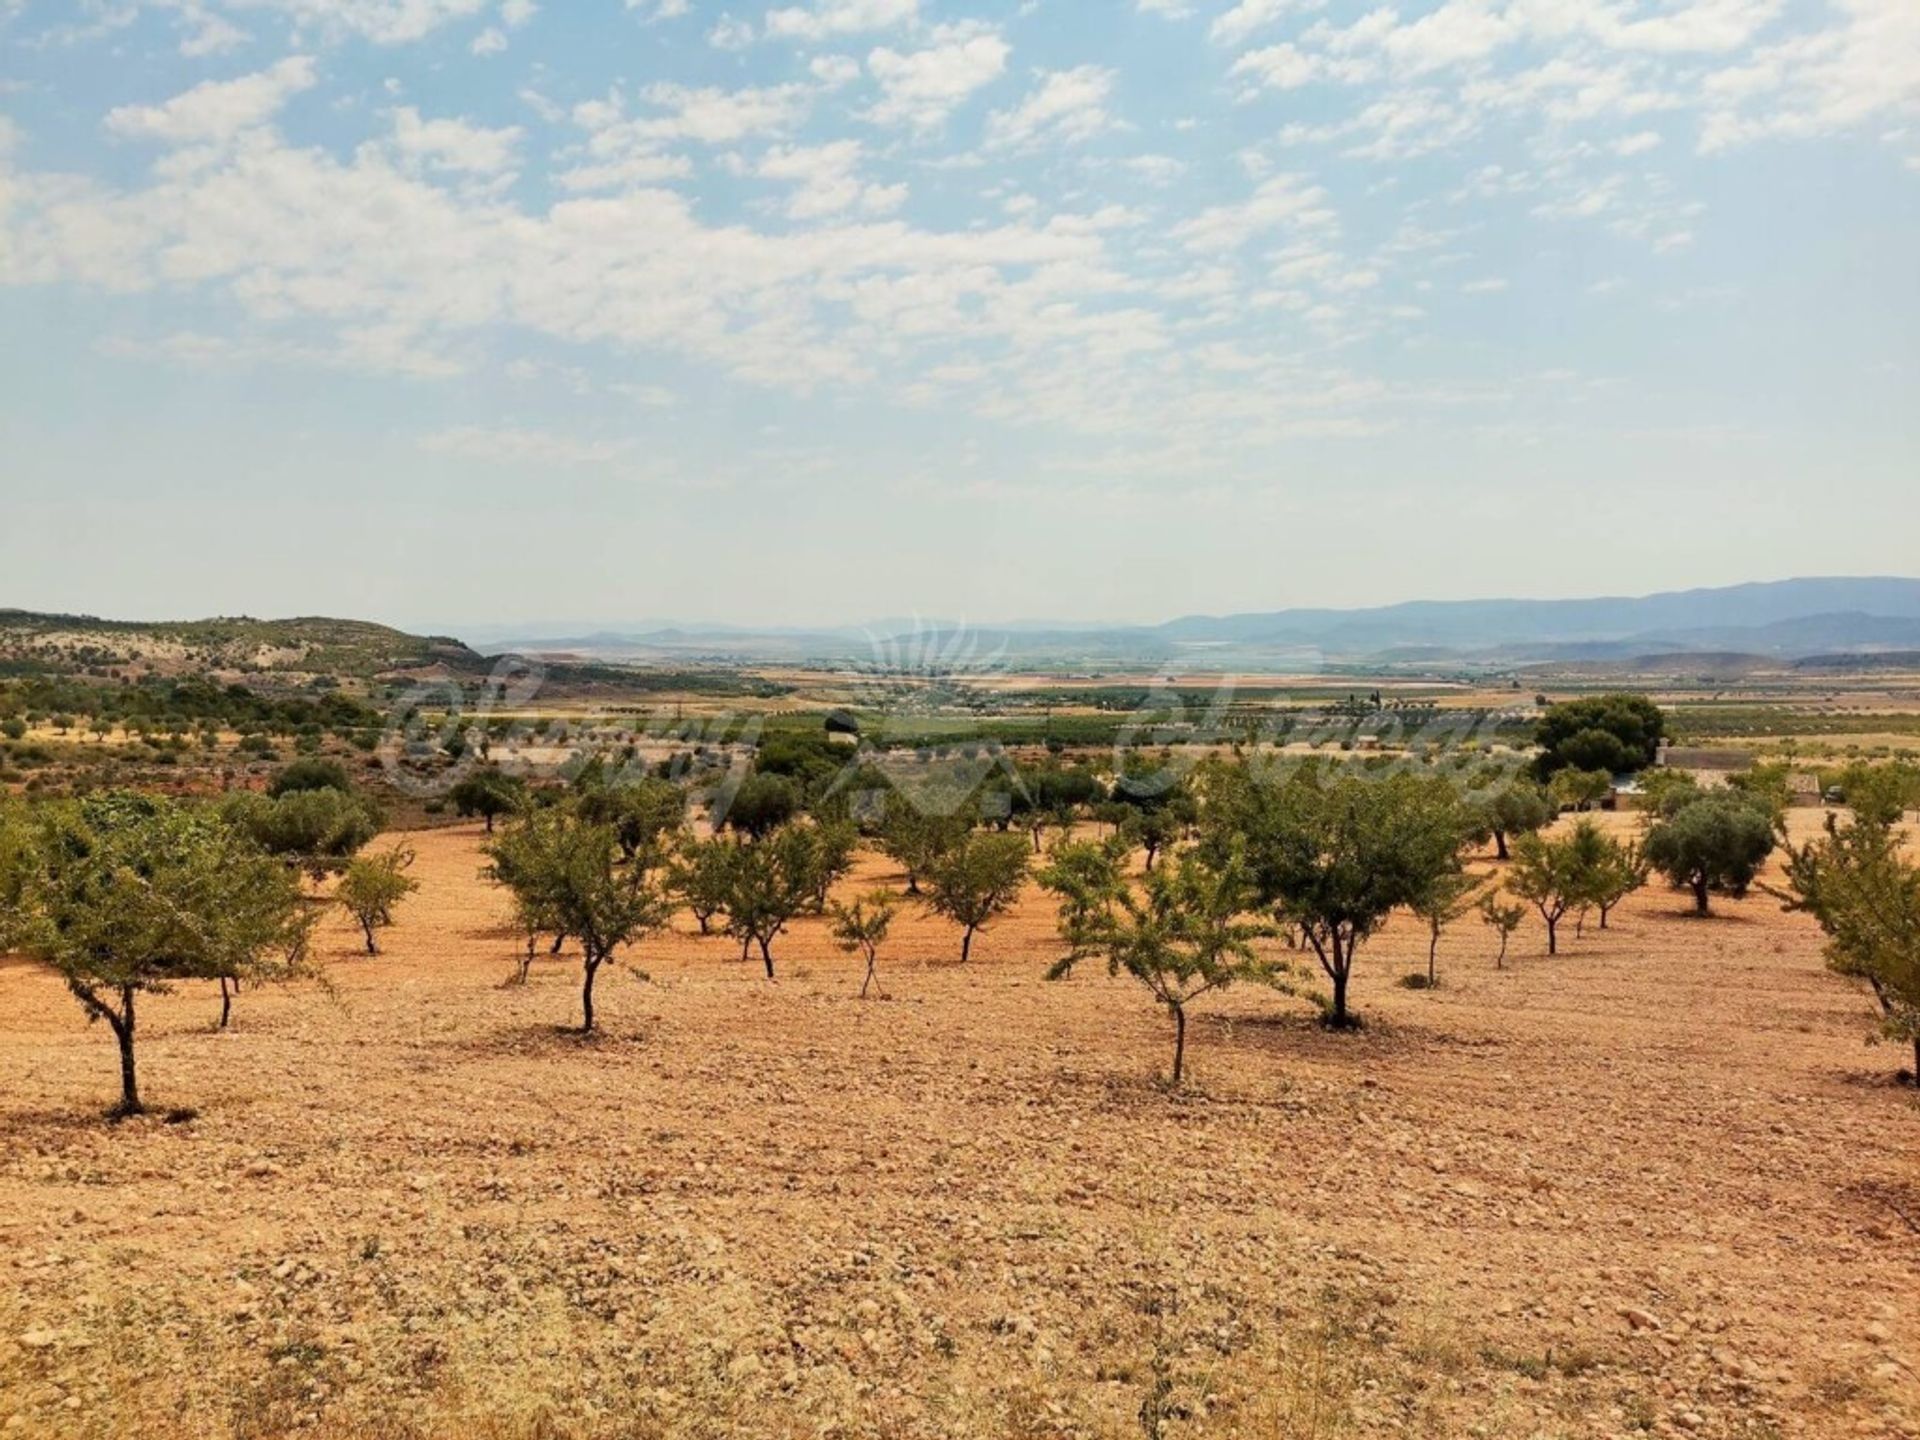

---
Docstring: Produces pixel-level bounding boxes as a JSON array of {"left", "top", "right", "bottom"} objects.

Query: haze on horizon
[{"left": 1, "top": 0, "right": 1916, "bottom": 631}]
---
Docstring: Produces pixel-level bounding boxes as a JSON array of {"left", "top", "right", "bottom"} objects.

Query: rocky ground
[{"left": 0, "top": 813, "right": 1915, "bottom": 1439}]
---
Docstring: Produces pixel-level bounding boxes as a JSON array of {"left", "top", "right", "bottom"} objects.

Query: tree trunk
[
  {"left": 218, "top": 975, "right": 233, "bottom": 1030},
  {"left": 1545, "top": 915, "right": 1559, "bottom": 956},
  {"left": 759, "top": 937, "right": 775, "bottom": 981},
  {"left": 1171, "top": 1005, "right": 1187, "bottom": 1087},
  {"left": 362, "top": 921, "right": 379, "bottom": 955},
  {"left": 1494, "top": 830, "right": 1510, "bottom": 861},
  {"left": 1599, "top": 903, "right": 1611, "bottom": 931},
  {"left": 1496, "top": 934, "right": 1509, "bottom": 970},
  {"left": 580, "top": 956, "right": 600, "bottom": 1034},
  {"left": 861, "top": 953, "right": 877, "bottom": 999},
  {"left": 1427, "top": 930, "right": 1439, "bottom": 986},
  {"left": 1692, "top": 877, "right": 1711, "bottom": 915},
  {"left": 960, "top": 926, "right": 975, "bottom": 964},
  {"left": 112, "top": 987, "right": 141, "bottom": 1116},
  {"left": 550, "top": 932, "right": 565, "bottom": 955},
  {"left": 1330, "top": 967, "right": 1350, "bottom": 1027},
  {"left": 695, "top": 913, "right": 711, "bottom": 936}
]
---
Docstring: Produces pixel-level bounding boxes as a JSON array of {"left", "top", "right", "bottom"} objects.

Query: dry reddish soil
[{"left": 1, "top": 814, "right": 1916, "bottom": 1440}]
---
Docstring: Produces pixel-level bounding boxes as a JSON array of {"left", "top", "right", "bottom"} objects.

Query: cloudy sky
[{"left": 1, "top": 0, "right": 1915, "bottom": 631}]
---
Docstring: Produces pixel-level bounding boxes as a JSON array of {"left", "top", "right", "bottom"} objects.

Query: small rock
[
  {"left": 1622, "top": 1308, "right": 1662, "bottom": 1333},
  {"left": 18, "top": 1329, "right": 58, "bottom": 1351}
]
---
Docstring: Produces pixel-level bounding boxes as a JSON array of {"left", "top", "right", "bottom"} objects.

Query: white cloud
[
  {"left": 1170, "top": 173, "right": 1335, "bottom": 251},
  {"left": 391, "top": 107, "right": 522, "bottom": 174},
  {"left": 866, "top": 23, "right": 1009, "bottom": 130},
  {"left": 764, "top": 0, "right": 917, "bottom": 42},
  {"left": 1211, "top": 0, "right": 1302, "bottom": 48},
  {"left": 105, "top": 57, "right": 318, "bottom": 145},
  {"left": 756, "top": 140, "right": 906, "bottom": 218},
  {"left": 223, "top": 0, "right": 491, "bottom": 45},
  {"left": 470, "top": 26, "right": 506, "bottom": 53},
  {"left": 985, "top": 67, "right": 1118, "bottom": 150}
]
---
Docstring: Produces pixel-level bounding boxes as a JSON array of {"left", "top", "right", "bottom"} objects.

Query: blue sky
[{"left": 0, "top": 0, "right": 1915, "bottom": 631}]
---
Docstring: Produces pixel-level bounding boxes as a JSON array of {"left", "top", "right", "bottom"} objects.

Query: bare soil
[{"left": 1, "top": 814, "right": 1916, "bottom": 1439}]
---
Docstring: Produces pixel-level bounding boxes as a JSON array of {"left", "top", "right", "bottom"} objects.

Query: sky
[{"left": 0, "top": 0, "right": 1916, "bottom": 633}]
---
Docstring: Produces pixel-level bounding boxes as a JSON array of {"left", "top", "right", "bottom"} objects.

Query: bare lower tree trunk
[
  {"left": 759, "top": 937, "right": 775, "bottom": 981},
  {"left": 960, "top": 926, "right": 975, "bottom": 964},
  {"left": 1170, "top": 1004, "right": 1187, "bottom": 1087},
  {"left": 580, "top": 955, "right": 601, "bottom": 1034},
  {"left": 550, "top": 932, "right": 566, "bottom": 955},
  {"left": 1692, "top": 878, "right": 1711, "bottom": 915},
  {"left": 218, "top": 975, "right": 233, "bottom": 1030},
  {"left": 1495, "top": 831, "right": 1510, "bottom": 861},
  {"left": 861, "top": 952, "right": 878, "bottom": 999},
  {"left": 107, "top": 985, "right": 141, "bottom": 1116},
  {"left": 362, "top": 921, "right": 379, "bottom": 955}
]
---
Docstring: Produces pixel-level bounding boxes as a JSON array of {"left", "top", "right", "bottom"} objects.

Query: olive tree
[
  {"left": 1044, "top": 845, "right": 1278, "bottom": 1087},
  {"left": 922, "top": 830, "right": 1031, "bottom": 963},
  {"left": 336, "top": 845, "right": 419, "bottom": 955},
  {"left": 1782, "top": 816, "right": 1920, "bottom": 1081},
  {"left": 1645, "top": 793, "right": 1777, "bottom": 915},
  {"left": 449, "top": 766, "right": 528, "bottom": 834},
  {"left": 1475, "top": 780, "right": 1554, "bottom": 860},
  {"left": 11, "top": 793, "right": 312, "bottom": 1115},
  {"left": 223, "top": 785, "right": 383, "bottom": 879}
]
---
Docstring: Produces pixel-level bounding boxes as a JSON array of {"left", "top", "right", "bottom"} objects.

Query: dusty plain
[{"left": 1, "top": 813, "right": 1916, "bottom": 1440}]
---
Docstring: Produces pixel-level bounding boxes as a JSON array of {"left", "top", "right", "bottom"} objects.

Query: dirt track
[{"left": 1, "top": 814, "right": 1916, "bottom": 1439}]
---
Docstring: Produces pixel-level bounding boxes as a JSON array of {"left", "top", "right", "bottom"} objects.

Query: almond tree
[
  {"left": 1044, "top": 845, "right": 1278, "bottom": 1086},
  {"left": 722, "top": 824, "right": 828, "bottom": 979},
  {"left": 336, "top": 845, "right": 419, "bottom": 956},
  {"left": 1477, "top": 891, "right": 1526, "bottom": 968},
  {"left": 1411, "top": 870, "right": 1482, "bottom": 988},
  {"left": 1507, "top": 828, "right": 1588, "bottom": 956},
  {"left": 923, "top": 830, "right": 1031, "bottom": 963},
  {"left": 1204, "top": 763, "right": 1465, "bottom": 1028},
  {"left": 11, "top": 793, "right": 312, "bottom": 1115},
  {"left": 829, "top": 891, "right": 899, "bottom": 998},
  {"left": 1782, "top": 816, "right": 1920, "bottom": 1082},
  {"left": 486, "top": 809, "right": 667, "bottom": 1033}
]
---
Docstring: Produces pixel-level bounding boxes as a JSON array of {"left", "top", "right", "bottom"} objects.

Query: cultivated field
[{"left": 1, "top": 814, "right": 1916, "bottom": 1440}]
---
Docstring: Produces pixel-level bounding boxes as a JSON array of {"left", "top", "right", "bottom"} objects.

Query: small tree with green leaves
[
  {"left": 1477, "top": 891, "right": 1526, "bottom": 968},
  {"left": 1590, "top": 835, "right": 1650, "bottom": 930},
  {"left": 668, "top": 836, "right": 737, "bottom": 936},
  {"left": 449, "top": 766, "right": 528, "bottom": 834},
  {"left": 829, "top": 890, "right": 899, "bottom": 998},
  {"left": 878, "top": 805, "right": 969, "bottom": 896},
  {"left": 1782, "top": 815, "right": 1920, "bottom": 1082},
  {"left": 1204, "top": 764, "right": 1465, "bottom": 1028},
  {"left": 1410, "top": 869, "right": 1482, "bottom": 988},
  {"left": 485, "top": 810, "right": 667, "bottom": 1033},
  {"left": 336, "top": 845, "right": 420, "bottom": 956},
  {"left": 223, "top": 786, "right": 383, "bottom": 880},
  {"left": 722, "top": 824, "right": 828, "bottom": 979},
  {"left": 1507, "top": 826, "right": 1599, "bottom": 956},
  {"left": 11, "top": 793, "right": 312, "bottom": 1115},
  {"left": 1645, "top": 793, "right": 1777, "bottom": 915},
  {"left": 1475, "top": 780, "right": 1554, "bottom": 860},
  {"left": 923, "top": 830, "right": 1031, "bottom": 963},
  {"left": 1550, "top": 767, "right": 1613, "bottom": 814},
  {"left": 1045, "top": 845, "right": 1278, "bottom": 1086}
]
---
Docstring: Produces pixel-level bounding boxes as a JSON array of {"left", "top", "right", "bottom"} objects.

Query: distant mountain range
[{"left": 487, "top": 577, "right": 1920, "bottom": 669}]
